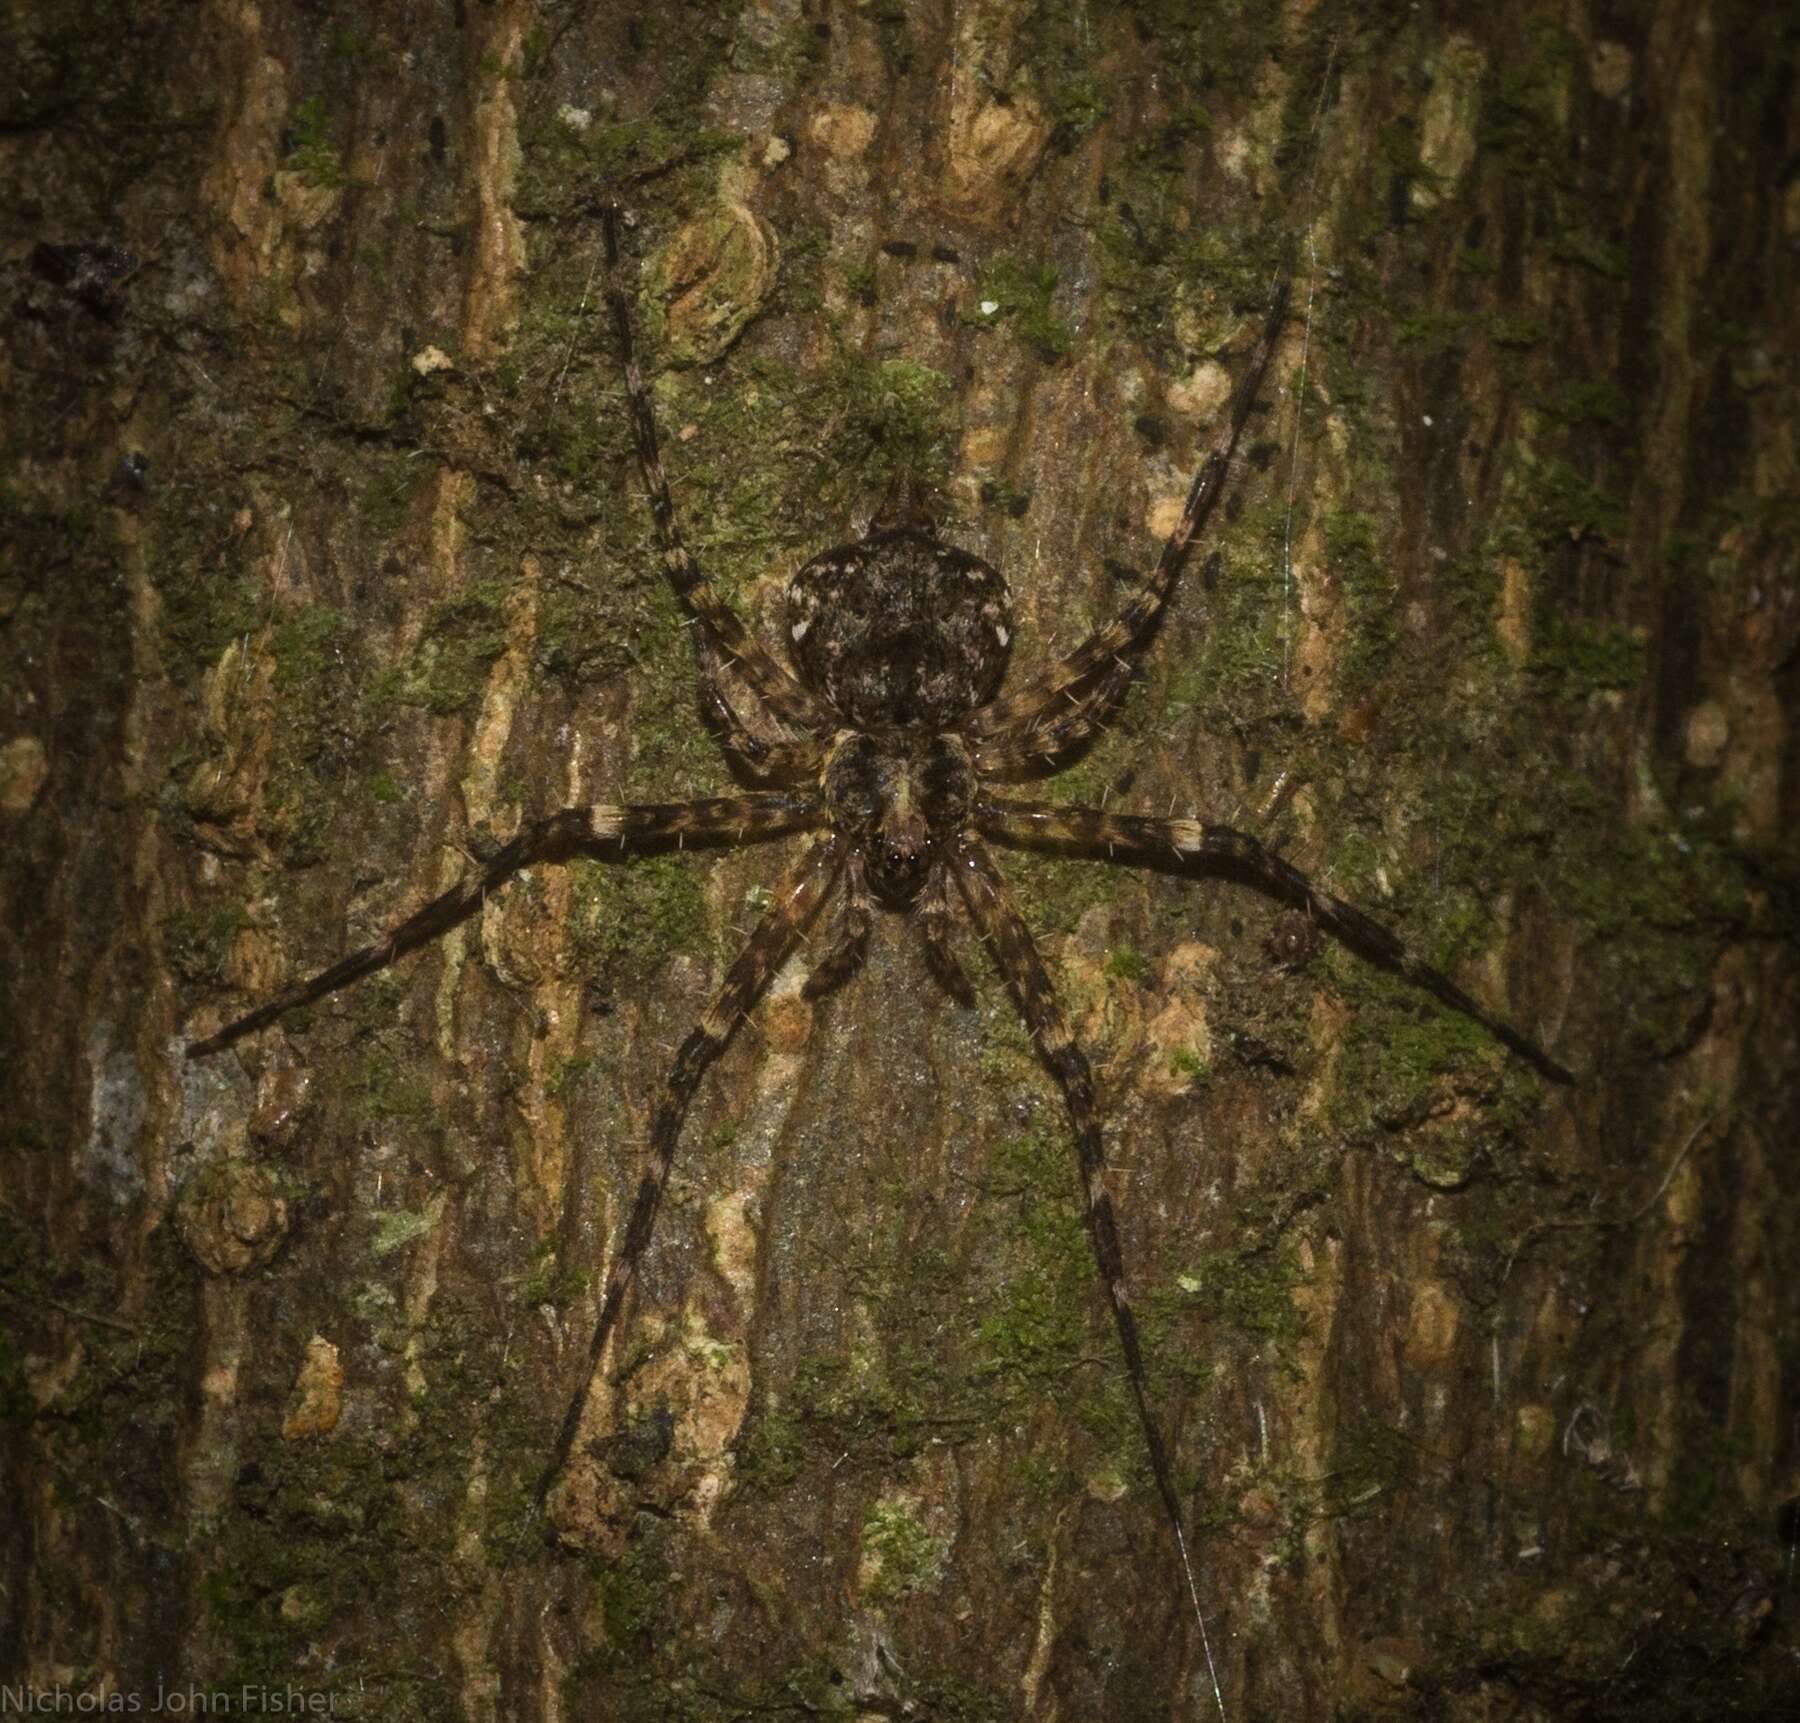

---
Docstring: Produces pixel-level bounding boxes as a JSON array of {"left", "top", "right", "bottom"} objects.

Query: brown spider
[{"left": 187, "top": 203, "right": 1570, "bottom": 1689}]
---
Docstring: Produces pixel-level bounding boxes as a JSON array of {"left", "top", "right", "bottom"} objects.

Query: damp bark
[{"left": 2, "top": 2, "right": 1796, "bottom": 1720}]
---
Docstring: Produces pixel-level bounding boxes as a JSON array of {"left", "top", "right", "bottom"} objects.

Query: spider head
[{"left": 823, "top": 732, "right": 973, "bottom": 907}]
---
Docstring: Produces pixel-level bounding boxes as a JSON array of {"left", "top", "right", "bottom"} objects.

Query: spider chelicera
[{"left": 188, "top": 202, "right": 1571, "bottom": 1684}]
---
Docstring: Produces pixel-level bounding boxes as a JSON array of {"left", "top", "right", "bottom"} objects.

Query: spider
[{"left": 187, "top": 202, "right": 1571, "bottom": 1699}]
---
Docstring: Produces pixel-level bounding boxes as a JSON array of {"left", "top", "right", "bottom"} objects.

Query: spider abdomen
[{"left": 786, "top": 526, "right": 1011, "bottom": 730}]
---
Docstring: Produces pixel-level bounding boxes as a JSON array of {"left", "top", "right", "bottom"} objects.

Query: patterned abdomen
[{"left": 786, "top": 528, "right": 1011, "bottom": 730}]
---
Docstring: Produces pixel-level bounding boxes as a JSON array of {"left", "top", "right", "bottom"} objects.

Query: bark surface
[{"left": 2, "top": 2, "right": 1796, "bottom": 1719}]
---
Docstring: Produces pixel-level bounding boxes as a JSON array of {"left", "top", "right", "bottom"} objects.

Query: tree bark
[{"left": 3, "top": 1, "right": 1795, "bottom": 1718}]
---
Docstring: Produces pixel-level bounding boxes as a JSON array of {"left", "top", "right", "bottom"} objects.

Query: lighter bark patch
[
  {"left": 0, "top": 734, "right": 49, "bottom": 814},
  {"left": 178, "top": 1157, "right": 289, "bottom": 1274},
  {"left": 1414, "top": 35, "right": 1486, "bottom": 211},
  {"left": 650, "top": 203, "right": 781, "bottom": 366},
  {"left": 808, "top": 102, "right": 877, "bottom": 157},
  {"left": 1405, "top": 1280, "right": 1460, "bottom": 1370},
  {"left": 281, "top": 1335, "right": 344, "bottom": 1439}
]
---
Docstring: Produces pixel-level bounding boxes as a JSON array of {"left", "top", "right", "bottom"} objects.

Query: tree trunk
[{"left": 3, "top": 1, "right": 1795, "bottom": 1718}]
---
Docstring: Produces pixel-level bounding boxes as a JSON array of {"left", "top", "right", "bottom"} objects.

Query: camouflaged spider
[{"left": 187, "top": 203, "right": 1570, "bottom": 1691}]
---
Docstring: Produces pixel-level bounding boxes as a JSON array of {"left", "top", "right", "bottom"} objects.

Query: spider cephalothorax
[
  {"left": 186, "top": 201, "right": 1569, "bottom": 1706},
  {"left": 820, "top": 726, "right": 974, "bottom": 908}
]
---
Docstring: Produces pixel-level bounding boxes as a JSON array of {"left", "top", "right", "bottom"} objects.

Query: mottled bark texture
[{"left": 2, "top": 1, "right": 1796, "bottom": 1718}]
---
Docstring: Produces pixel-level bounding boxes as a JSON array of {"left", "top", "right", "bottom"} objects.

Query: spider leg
[
  {"left": 950, "top": 833, "right": 1224, "bottom": 1706},
  {"left": 541, "top": 832, "right": 845, "bottom": 1508},
  {"left": 802, "top": 850, "right": 871, "bottom": 1001},
  {"left": 601, "top": 203, "right": 831, "bottom": 737},
  {"left": 963, "top": 274, "right": 1289, "bottom": 755},
  {"left": 969, "top": 651, "right": 1135, "bottom": 781},
  {"left": 184, "top": 793, "right": 820, "bottom": 1060},
  {"left": 696, "top": 635, "right": 826, "bottom": 786},
  {"left": 916, "top": 861, "right": 975, "bottom": 1005},
  {"left": 976, "top": 798, "right": 1572, "bottom": 1084}
]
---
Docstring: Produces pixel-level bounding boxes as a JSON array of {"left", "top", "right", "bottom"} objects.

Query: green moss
[
  {"left": 517, "top": 1236, "right": 590, "bottom": 1310},
  {"left": 368, "top": 1207, "right": 437, "bottom": 1257},
  {"left": 733, "top": 1400, "right": 807, "bottom": 1494},
  {"left": 164, "top": 901, "right": 247, "bottom": 985},
  {"left": 860, "top": 1495, "right": 947, "bottom": 1601},
  {"left": 146, "top": 522, "right": 265, "bottom": 686},
  {"left": 1543, "top": 377, "right": 1632, "bottom": 429},
  {"left": 823, "top": 353, "right": 957, "bottom": 499},
  {"left": 1550, "top": 227, "right": 1630, "bottom": 280},
  {"left": 569, "top": 853, "right": 710, "bottom": 982},
  {"left": 1169, "top": 1242, "right": 1304, "bottom": 1346},
  {"left": 284, "top": 94, "right": 345, "bottom": 189},
  {"left": 1105, "top": 943, "right": 1149, "bottom": 983},
  {"left": 1328, "top": 978, "right": 1504, "bottom": 1138},
  {"left": 1329, "top": 1416, "right": 1415, "bottom": 1514},
  {"left": 1476, "top": 16, "right": 1579, "bottom": 182},
  {"left": 1487, "top": 310, "right": 1547, "bottom": 350},
  {"left": 967, "top": 254, "right": 1073, "bottom": 363},
  {"left": 1001, "top": 848, "right": 1131, "bottom": 938},
  {"left": 347, "top": 1048, "right": 433, "bottom": 1126},
  {"left": 1525, "top": 455, "right": 1628, "bottom": 546},
  {"left": 200, "top": 1307, "right": 505, "bottom": 1700},
  {"left": 366, "top": 579, "right": 510, "bottom": 717},
  {"left": 1527, "top": 615, "right": 1646, "bottom": 702},
  {"left": 544, "top": 1052, "right": 594, "bottom": 1098},
  {"left": 261, "top": 604, "right": 363, "bottom": 863},
  {"left": 1324, "top": 506, "right": 1397, "bottom": 692}
]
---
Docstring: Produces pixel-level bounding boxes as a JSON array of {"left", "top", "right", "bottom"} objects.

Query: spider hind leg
[
  {"left": 539, "top": 832, "right": 844, "bottom": 1516},
  {"left": 951, "top": 831, "right": 1225, "bottom": 1698}
]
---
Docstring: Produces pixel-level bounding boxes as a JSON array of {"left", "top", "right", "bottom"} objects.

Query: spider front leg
[
  {"left": 541, "top": 832, "right": 844, "bottom": 1510},
  {"left": 951, "top": 833, "right": 1226, "bottom": 1712},
  {"left": 976, "top": 799, "right": 1572, "bottom": 1083},
  {"left": 963, "top": 274, "right": 1289, "bottom": 760},
  {"left": 184, "top": 792, "right": 820, "bottom": 1059},
  {"left": 601, "top": 203, "right": 829, "bottom": 739}
]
